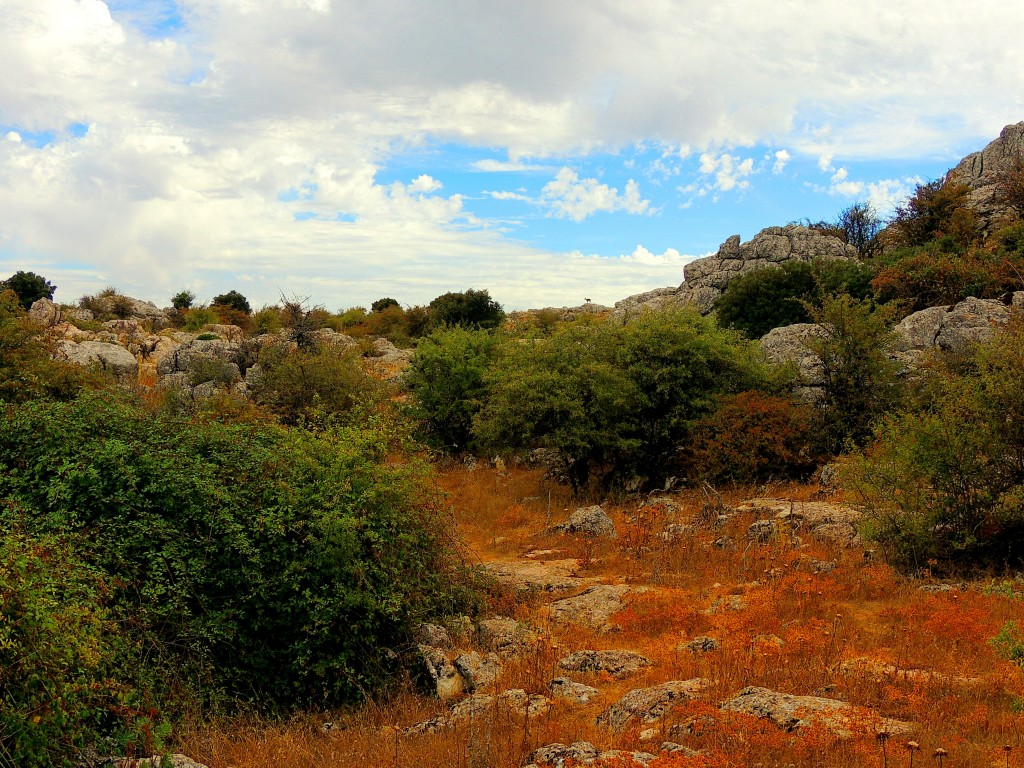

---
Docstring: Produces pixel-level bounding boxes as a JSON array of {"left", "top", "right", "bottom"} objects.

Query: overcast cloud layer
[{"left": 1, "top": 0, "right": 1023, "bottom": 310}]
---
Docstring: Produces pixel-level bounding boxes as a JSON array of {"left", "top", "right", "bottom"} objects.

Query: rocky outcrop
[
  {"left": 452, "top": 651, "right": 503, "bottom": 692},
  {"left": 759, "top": 323, "right": 827, "bottom": 394},
  {"left": 55, "top": 340, "right": 139, "bottom": 383},
  {"left": 597, "top": 679, "right": 706, "bottom": 731},
  {"left": 947, "top": 121, "right": 1024, "bottom": 232},
  {"left": 525, "top": 742, "right": 657, "bottom": 768},
  {"left": 549, "top": 585, "right": 631, "bottom": 633},
  {"left": 549, "top": 677, "right": 601, "bottom": 705},
  {"left": 737, "top": 498, "right": 863, "bottom": 547},
  {"left": 417, "top": 644, "right": 464, "bottom": 700},
  {"left": 476, "top": 617, "right": 538, "bottom": 658},
  {"left": 615, "top": 225, "right": 857, "bottom": 317},
  {"left": 557, "top": 649, "right": 653, "bottom": 679},
  {"left": 556, "top": 505, "right": 617, "bottom": 538},
  {"left": 893, "top": 296, "right": 1014, "bottom": 361},
  {"left": 403, "top": 689, "right": 551, "bottom": 736},
  {"left": 114, "top": 756, "right": 209, "bottom": 768}
]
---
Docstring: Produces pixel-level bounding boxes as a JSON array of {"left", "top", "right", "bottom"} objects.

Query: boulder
[
  {"left": 114, "top": 756, "right": 208, "bottom": 768},
  {"left": 414, "top": 623, "right": 453, "bottom": 650},
  {"left": 476, "top": 617, "right": 538, "bottom": 658},
  {"left": 417, "top": 645, "right": 463, "bottom": 700},
  {"left": 28, "top": 298, "right": 62, "bottom": 327},
  {"left": 737, "top": 498, "right": 863, "bottom": 547},
  {"left": 524, "top": 742, "right": 656, "bottom": 768},
  {"left": 55, "top": 340, "right": 139, "bottom": 383},
  {"left": 894, "top": 296, "right": 1011, "bottom": 359},
  {"left": 946, "top": 121, "right": 1024, "bottom": 233},
  {"left": 557, "top": 649, "right": 653, "bottom": 679},
  {"left": 403, "top": 689, "right": 551, "bottom": 737},
  {"left": 549, "top": 585, "right": 631, "bottom": 633},
  {"left": 557, "top": 505, "right": 617, "bottom": 538},
  {"left": 452, "top": 651, "right": 503, "bottom": 692},
  {"left": 759, "top": 322, "right": 827, "bottom": 393},
  {"left": 597, "top": 679, "right": 706, "bottom": 731},
  {"left": 679, "top": 636, "right": 720, "bottom": 654},
  {"left": 483, "top": 559, "right": 592, "bottom": 593},
  {"left": 549, "top": 677, "right": 601, "bottom": 705}
]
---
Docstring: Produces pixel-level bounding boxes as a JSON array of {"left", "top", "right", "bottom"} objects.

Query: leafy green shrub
[
  {"left": 846, "top": 316, "right": 1024, "bottom": 570},
  {"left": 474, "top": 309, "right": 770, "bottom": 490},
  {"left": 1, "top": 271, "right": 55, "bottom": 310},
  {"left": 0, "top": 532, "right": 160, "bottom": 767},
  {"left": 888, "top": 179, "right": 980, "bottom": 249},
  {"left": 428, "top": 288, "right": 504, "bottom": 330},
  {"left": 991, "top": 621, "right": 1024, "bottom": 666},
  {"left": 687, "top": 391, "right": 818, "bottom": 485},
  {"left": 406, "top": 327, "right": 498, "bottom": 453},
  {"left": 714, "top": 259, "right": 876, "bottom": 339},
  {"left": 195, "top": 332, "right": 220, "bottom": 341},
  {"left": 252, "top": 306, "right": 284, "bottom": 335},
  {"left": 170, "top": 290, "right": 195, "bottom": 311},
  {"left": 0, "top": 392, "right": 477, "bottom": 712},
  {"left": 371, "top": 297, "right": 400, "bottom": 313},
  {"left": 211, "top": 290, "right": 251, "bottom": 315},
  {"left": 183, "top": 306, "right": 217, "bottom": 332},
  {"left": 248, "top": 343, "right": 380, "bottom": 425}
]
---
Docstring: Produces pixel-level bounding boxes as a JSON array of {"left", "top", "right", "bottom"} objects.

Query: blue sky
[{"left": 1, "top": 1, "right": 1022, "bottom": 310}]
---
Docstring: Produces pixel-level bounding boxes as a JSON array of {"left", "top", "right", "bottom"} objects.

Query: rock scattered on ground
[
  {"left": 678, "top": 636, "right": 721, "bottom": 654},
  {"left": 557, "top": 505, "right": 618, "bottom": 538},
  {"left": 596, "top": 679, "right": 706, "bottom": 731},
  {"left": 452, "top": 651, "right": 503, "bottom": 692},
  {"left": 56, "top": 340, "right": 140, "bottom": 383},
  {"left": 113, "top": 756, "right": 208, "bottom": 768},
  {"left": 549, "top": 585, "right": 631, "bottom": 633},
  {"left": 417, "top": 644, "right": 463, "bottom": 700},
  {"left": 549, "top": 677, "right": 601, "bottom": 705},
  {"left": 476, "top": 617, "right": 538, "bottom": 658},
  {"left": 524, "top": 741, "right": 657, "bottom": 768},
  {"left": 483, "top": 560, "right": 594, "bottom": 593},
  {"left": 557, "top": 649, "right": 653, "bottom": 679},
  {"left": 737, "top": 498, "right": 863, "bottom": 547}
]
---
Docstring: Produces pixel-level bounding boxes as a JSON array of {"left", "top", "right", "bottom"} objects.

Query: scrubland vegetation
[{"left": 5, "top": 163, "right": 1024, "bottom": 766}]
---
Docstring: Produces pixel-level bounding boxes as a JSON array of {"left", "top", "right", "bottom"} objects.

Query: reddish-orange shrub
[{"left": 686, "top": 391, "right": 818, "bottom": 485}]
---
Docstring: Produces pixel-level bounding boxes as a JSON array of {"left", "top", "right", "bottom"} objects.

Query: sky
[{"left": 2, "top": 1, "right": 1023, "bottom": 311}]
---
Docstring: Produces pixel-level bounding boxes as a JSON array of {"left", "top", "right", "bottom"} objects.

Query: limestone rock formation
[
  {"left": 597, "top": 679, "right": 706, "bottom": 731},
  {"left": 557, "top": 505, "right": 617, "bottom": 538},
  {"left": 893, "top": 296, "right": 1014, "bottom": 361},
  {"left": 452, "top": 651, "right": 503, "bottom": 692},
  {"left": 549, "top": 585, "right": 631, "bottom": 633},
  {"left": 946, "top": 121, "right": 1024, "bottom": 232},
  {"left": 56, "top": 340, "right": 139, "bottom": 383},
  {"left": 549, "top": 677, "right": 601, "bottom": 705},
  {"left": 557, "top": 649, "right": 653, "bottom": 679},
  {"left": 476, "top": 617, "right": 538, "bottom": 658}
]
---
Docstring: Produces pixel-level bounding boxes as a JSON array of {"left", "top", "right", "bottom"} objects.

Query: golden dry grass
[{"left": 180, "top": 466, "right": 1024, "bottom": 768}]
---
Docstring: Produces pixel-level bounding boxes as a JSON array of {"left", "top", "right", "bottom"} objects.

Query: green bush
[
  {"left": 1, "top": 271, "right": 55, "bottom": 310},
  {"left": 210, "top": 290, "right": 251, "bottom": 315},
  {"left": 0, "top": 532, "right": 160, "bottom": 767},
  {"left": 846, "top": 316, "right": 1024, "bottom": 570},
  {"left": 248, "top": 343, "right": 380, "bottom": 425},
  {"left": 0, "top": 392, "right": 477, "bottom": 711},
  {"left": 405, "top": 327, "right": 498, "bottom": 453},
  {"left": 714, "top": 259, "right": 876, "bottom": 339},
  {"left": 474, "top": 309, "right": 771, "bottom": 490},
  {"left": 183, "top": 306, "right": 217, "bottom": 332},
  {"left": 170, "top": 290, "right": 195, "bottom": 310},
  {"left": 428, "top": 288, "right": 504, "bottom": 330}
]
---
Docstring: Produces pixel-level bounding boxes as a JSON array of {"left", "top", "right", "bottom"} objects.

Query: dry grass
[{"left": 180, "top": 466, "right": 1024, "bottom": 768}]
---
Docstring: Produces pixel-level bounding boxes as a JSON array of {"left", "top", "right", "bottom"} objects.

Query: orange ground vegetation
[{"left": 181, "top": 466, "right": 1024, "bottom": 768}]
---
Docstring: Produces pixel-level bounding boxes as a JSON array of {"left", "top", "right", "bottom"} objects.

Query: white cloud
[
  {"left": 698, "top": 152, "right": 755, "bottom": 192},
  {"left": 486, "top": 190, "right": 532, "bottom": 202},
  {"left": 817, "top": 153, "right": 834, "bottom": 172},
  {"left": 540, "top": 167, "right": 652, "bottom": 222},
  {"left": 408, "top": 174, "right": 442, "bottom": 193},
  {"left": 472, "top": 159, "right": 551, "bottom": 172},
  {"left": 772, "top": 149, "right": 790, "bottom": 174}
]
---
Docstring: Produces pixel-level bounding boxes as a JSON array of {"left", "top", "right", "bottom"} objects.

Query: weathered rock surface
[
  {"left": 597, "top": 679, "right": 706, "bottom": 731},
  {"left": 947, "top": 121, "right": 1024, "bottom": 232},
  {"left": 417, "top": 644, "right": 463, "bottom": 700},
  {"left": 557, "top": 649, "right": 654, "bottom": 679},
  {"left": 28, "top": 298, "right": 63, "bottom": 327},
  {"left": 759, "top": 322, "right": 826, "bottom": 388},
  {"left": 483, "top": 559, "right": 596, "bottom": 593},
  {"left": 557, "top": 505, "right": 617, "bottom": 538},
  {"left": 549, "top": 585, "right": 631, "bottom": 633},
  {"left": 839, "top": 657, "right": 982, "bottom": 688},
  {"left": 524, "top": 742, "right": 657, "bottom": 768},
  {"left": 737, "top": 498, "right": 863, "bottom": 547},
  {"left": 56, "top": 340, "right": 139, "bottom": 382},
  {"left": 414, "top": 622, "right": 453, "bottom": 650},
  {"left": 893, "top": 296, "right": 1013, "bottom": 361},
  {"left": 549, "top": 677, "right": 601, "bottom": 705},
  {"left": 403, "top": 689, "right": 551, "bottom": 736},
  {"left": 476, "top": 617, "right": 538, "bottom": 658},
  {"left": 679, "top": 636, "right": 721, "bottom": 654},
  {"left": 452, "top": 651, "right": 503, "bottom": 692},
  {"left": 615, "top": 225, "right": 857, "bottom": 316},
  {"left": 720, "top": 686, "right": 851, "bottom": 732}
]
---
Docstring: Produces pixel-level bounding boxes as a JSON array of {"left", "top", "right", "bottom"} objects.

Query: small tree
[
  {"left": 2, "top": 271, "right": 55, "bottom": 310},
  {"left": 995, "top": 158, "right": 1024, "bottom": 222},
  {"left": 804, "top": 295, "right": 902, "bottom": 454},
  {"left": 428, "top": 289, "right": 504, "bottom": 330},
  {"left": 211, "top": 290, "right": 252, "bottom": 315},
  {"left": 171, "top": 289, "right": 196, "bottom": 310},
  {"left": 837, "top": 202, "right": 883, "bottom": 256},
  {"left": 371, "top": 297, "right": 400, "bottom": 313},
  {"left": 890, "top": 180, "right": 980, "bottom": 249}
]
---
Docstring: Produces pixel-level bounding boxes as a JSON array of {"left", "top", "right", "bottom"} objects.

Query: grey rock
[
  {"left": 759, "top": 322, "right": 827, "bottom": 389},
  {"left": 56, "top": 340, "right": 138, "bottom": 383},
  {"left": 113, "top": 756, "right": 208, "bottom": 768},
  {"left": 452, "top": 651, "right": 503, "bottom": 692},
  {"left": 747, "top": 519, "right": 776, "bottom": 543},
  {"left": 414, "top": 623, "right": 453, "bottom": 650},
  {"left": 557, "top": 505, "right": 617, "bottom": 538},
  {"left": 597, "top": 679, "right": 706, "bottom": 731},
  {"left": 549, "top": 585, "right": 630, "bottom": 633},
  {"left": 28, "top": 298, "right": 62, "bottom": 327},
  {"left": 476, "top": 617, "right": 537, "bottom": 658},
  {"left": 526, "top": 741, "right": 601, "bottom": 767},
  {"left": 557, "top": 649, "right": 653, "bottom": 679},
  {"left": 946, "top": 121, "right": 1024, "bottom": 233},
  {"left": 417, "top": 644, "right": 463, "bottom": 700},
  {"left": 549, "top": 677, "right": 601, "bottom": 705},
  {"left": 738, "top": 498, "right": 863, "bottom": 547},
  {"left": 719, "top": 686, "right": 869, "bottom": 736},
  {"left": 660, "top": 742, "right": 701, "bottom": 757},
  {"left": 894, "top": 297, "right": 1011, "bottom": 359},
  {"left": 679, "top": 636, "right": 720, "bottom": 654}
]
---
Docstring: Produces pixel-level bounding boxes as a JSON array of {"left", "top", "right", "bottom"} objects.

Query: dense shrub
[
  {"left": 714, "top": 259, "right": 875, "bottom": 338},
  {"left": 0, "top": 392, "right": 477, "bottom": 711},
  {"left": 687, "top": 391, "right": 817, "bottom": 485},
  {"left": 847, "top": 316, "right": 1024, "bottom": 570},
  {"left": 0, "top": 532, "right": 158, "bottom": 767},
  {"left": 0, "top": 290, "right": 99, "bottom": 403},
  {"left": 474, "top": 309, "right": 771, "bottom": 490},
  {"left": 888, "top": 179, "right": 980, "bottom": 249},
  {"left": 405, "top": 327, "right": 498, "bottom": 453},
  {"left": 248, "top": 343, "right": 380, "bottom": 425},
  {"left": 183, "top": 306, "right": 217, "bottom": 332},
  {"left": 1, "top": 271, "right": 55, "bottom": 310},
  {"left": 428, "top": 288, "right": 505, "bottom": 330},
  {"left": 371, "top": 297, "right": 400, "bottom": 313},
  {"left": 805, "top": 295, "right": 903, "bottom": 454},
  {"left": 210, "top": 290, "right": 251, "bottom": 315},
  {"left": 170, "top": 290, "right": 195, "bottom": 311}
]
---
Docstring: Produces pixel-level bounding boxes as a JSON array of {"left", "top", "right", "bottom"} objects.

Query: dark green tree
[
  {"left": 171, "top": 289, "right": 196, "bottom": 310},
  {"left": 837, "top": 202, "right": 883, "bottom": 255},
  {"left": 2, "top": 271, "right": 55, "bottom": 310},
  {"left": 428, "top": 289, "right": 504, "bottom": 330},
  {"left": 211, "top": 289, "right": 252, "bottom": 315},
  {"left": 371, "top": 297, "right": 400, "bottom": 313}
]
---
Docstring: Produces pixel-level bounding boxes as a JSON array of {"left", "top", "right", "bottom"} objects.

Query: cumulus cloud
[
  {"left": 540, "top": 167, "right": 652, "bottom": 221},
  {"left": 408, "top": 174, "right": 442, "bottom": 193},
  {"left": 473, "top": 159, "right": 551, "bottom": 172},
  {"left": 772, "top": 149, "right": 791, "bottom": 174},
  {"left": 698, "top": 153, "right": 756, "bottom": 192}
]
